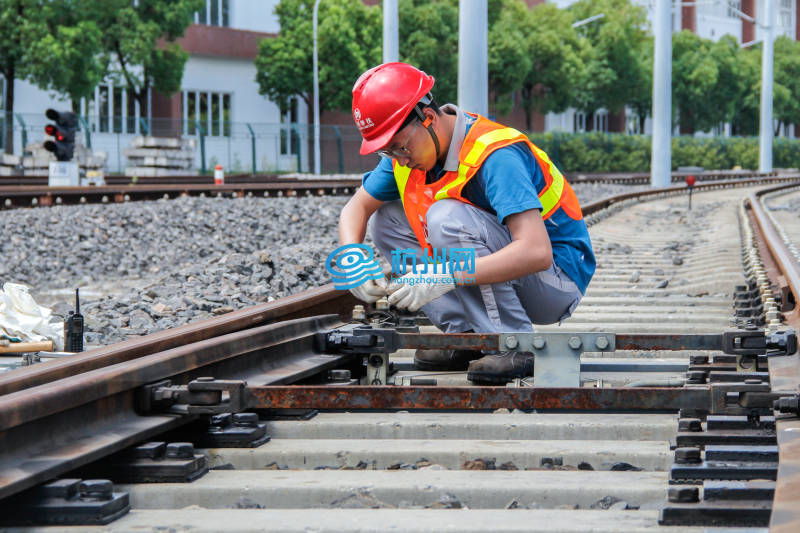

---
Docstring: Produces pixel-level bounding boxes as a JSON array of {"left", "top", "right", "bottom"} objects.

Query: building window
[
  {"left": 86, "top": 84, "right": 142, "bottom": 134},
  {"left": 196, "top": 0, "right": 230, "bottom": 27},
  {"left": 594, "top": 110, "right": 608, "bottom": 133},
  {"left": 182, "top": 89, "right": 231, "bottom": 136},
  {"left": 727, "top": 0, "right": 742, "bottom": 19},
  {"left": 778, "top": 0, "right": 792, "bottom": 28},
  {"left": 573, "top": 111, "right": 586, "bottom": 133}
]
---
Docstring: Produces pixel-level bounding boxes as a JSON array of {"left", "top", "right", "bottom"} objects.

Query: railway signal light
[{"left": 43, "top": 108, "right": 77, "bottom": 162}]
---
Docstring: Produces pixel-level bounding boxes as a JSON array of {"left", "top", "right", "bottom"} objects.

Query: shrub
[{"left": 526, "top": 131, "right": 800, "bottom": 172}]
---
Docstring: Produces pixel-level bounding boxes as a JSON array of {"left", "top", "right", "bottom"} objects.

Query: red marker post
[{"left": 686, "top": 175, "right": 695, "bottom": 210}]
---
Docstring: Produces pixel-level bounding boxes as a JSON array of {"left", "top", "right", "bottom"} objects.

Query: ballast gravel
[{"left": 0, "top": 181, "right": 648, "bottom": 346}]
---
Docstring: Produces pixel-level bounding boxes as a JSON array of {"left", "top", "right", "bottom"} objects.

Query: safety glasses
[{"left": 376, "top": 120, "right": 419, "bottom": 159}]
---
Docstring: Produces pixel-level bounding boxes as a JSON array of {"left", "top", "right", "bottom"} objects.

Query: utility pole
[
  {"left": 759, "top": 0, "right": 775, "bottom": 172},
  {"left": 650, "top": 0, "right": 672, "bottom": 188},
  {"left": 313, "top": 0, "right": 321, "bottom": 175},
  {"left": 383, "top": 0, "right": 399, "bottom": 63},
  {"left": 457, "top": 0, "right": 488, "bottom": 116}
]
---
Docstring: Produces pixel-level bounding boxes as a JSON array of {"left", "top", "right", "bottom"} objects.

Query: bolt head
[
  {"left": 568, "top": 336, "right": 582, "bottom": 350},
  {"left": 532, "top": 336, "right": 546, "bottom": 350},
  {"left": 594, "top": 336, "right": 610, "bottom": 350},
  {"left": 505, "top": 335, "right": 518, "bottom": 349}
]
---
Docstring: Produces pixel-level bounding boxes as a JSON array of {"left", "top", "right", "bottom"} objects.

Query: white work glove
[
  {"left": 387, "top": 266, "right": 457, "bottom": 312},
  {"left": 349, "top": 276, "right": 390, "bottom": 303}
]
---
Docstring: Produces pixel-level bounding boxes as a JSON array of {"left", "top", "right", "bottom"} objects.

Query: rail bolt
[
  {"left": 668, "top": 486, "right": 699, "bottom": 504},
  {"left": 685, "top": 370, "right": 707, "bottom": 384},
  {"left": 689, "top": 355, "right": 709, "bottom": 365},
  {"left": 375, "top": 298, "right": 389, "bottom": 311},
  {"left": 233, "top": 413, "right": 259, "bottom": 427},
  {"left": 532, "top": 336, "right": 546, "bottom": 350},
  {"left": 568, "top": 336, "right": 582, "bottom": 350},
  {"left": 678, "top": 418, "right": 703, "bottom": 432},
  {"left": 79, "top": 479, "right": 114, "bottom": 501},
  {"left": 166, "top": 442, "right": 196, "bottom": 459},
  {"left": 352, "top": 305, "right": 366, "bottom": 320},
  {"left": 674, "top": 447, "right": 702, "bottom": 464},
  {"left": 594, "top": 336, "right": 610, "bottom": 350},
  {"left": 505, "top": 335, "right": 518, "bottom": 349}
]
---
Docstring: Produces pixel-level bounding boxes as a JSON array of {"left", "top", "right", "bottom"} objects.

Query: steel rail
[
  {"left": 0, "top": 315, "right": 345, "bottom": 500},
  {"left": 3, "top": 175, "right": 794, "bottom": 395},
  {"left": 0, "top": 170, "right": 795, "bottom": 516},
  {"left": 747, "top": 182, "right": 800, "bottom": 532},
  {"left": 0, "top": 180, "right": 361, "bottom": 209},
  {"left": 0, "top": 285, "right": 357, "bottom": 396}
]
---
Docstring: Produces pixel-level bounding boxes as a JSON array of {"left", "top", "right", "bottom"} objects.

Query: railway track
[{"left": 0, "top": 173, "right": 799, "bottom": 531}]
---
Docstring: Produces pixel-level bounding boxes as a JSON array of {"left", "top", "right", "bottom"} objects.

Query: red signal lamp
[
  {"left": 686, "top": 175, "right": 696, "bottom": 187},
  {"left": 44, "top": 124, "right": 57, "bottom": 136}
]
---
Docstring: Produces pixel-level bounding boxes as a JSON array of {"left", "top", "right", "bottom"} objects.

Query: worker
[{"left": 339, "top": 63, "right": 595, "bottom": 384}]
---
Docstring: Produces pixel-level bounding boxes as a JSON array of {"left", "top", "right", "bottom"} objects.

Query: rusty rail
[
  {"left": 747, "top": 182, "right": 800, "bottom": 532},
  {"left": 0, "top": 315, "right": 345, "bottom": 500}
]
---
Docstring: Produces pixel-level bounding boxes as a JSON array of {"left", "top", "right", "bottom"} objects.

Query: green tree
[
  {"left": 731, "top": 44, "right": 759, "bottom": 136},
  {"left": 569, "top": 0, "right": 651, "bottom": 123},
  {"left": 521, "top": 3, "right": 587, "bottom": 131},
  {"left": 25, "top": 0, "right": 107, "bottom": 112},
  {"left": 672, "top": 31, "right": 741, "bottom": 134},
  {"left": 627, "top": 35, "right": 653, "bottom": 134},
  {"left": 0, "top": 0, "right": 44, "bottom": 153},
  {"left": 488, "top": 0, "right": 533, "bottom": 116},
  {"left": 86, "top": 0, "right": 201, "bottom": 119},
  {"left": 773, "top": 36, "right": 800, "bottom": 134},
  {"left": 398, "top": 0, "right": 459, "bottom": 105},
  {"left": 255, "top": 0, "right": 381, "bottom": 117}
]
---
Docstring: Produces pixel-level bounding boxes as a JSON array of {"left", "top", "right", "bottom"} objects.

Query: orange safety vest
[{"left": 393, "top": 113, "right": 582, "bottom": 253}]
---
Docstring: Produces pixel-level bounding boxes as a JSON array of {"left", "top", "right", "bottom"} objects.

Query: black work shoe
[
  {"left": 414, "top": 348, "right": 481, "bottom": 371},
  {"left": 467, "top": 351, "right": 534, "bottom": 384}
]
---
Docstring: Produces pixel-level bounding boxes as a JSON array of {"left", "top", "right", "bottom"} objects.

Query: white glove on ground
[
  {"left": 349, "top": 276, "right": 390, "bottom": 303},
  {"left": 387, "top": 268, "right": 456, "bottom": 312}
]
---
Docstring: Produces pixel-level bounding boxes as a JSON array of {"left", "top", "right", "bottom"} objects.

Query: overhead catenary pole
[
  {"left": 457, "top": 0, "right": 488, "bottom": 116},
  {"left": 313, "top": 0, "right": 321, "bottom": 175},
  {"left": 650, "top": 0, "right": 672, "bottom": 188},
  {"left": 759, "top": 0, "right": 775, "bottom": 172},
  {"left": 383, "top": 0, "right": 399, "bottom": 63}
]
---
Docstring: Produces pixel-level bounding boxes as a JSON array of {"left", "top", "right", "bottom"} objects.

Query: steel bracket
[
  {"left": 78, "top": 442, "right": 208, "bottom": 483},
  {"left": 194, "top": 413, "right": 271, "bottom": 448},
  {"left": 721, "top": 327, "right": 797, "bottom": 357},
  {"left": 1, "top": 478, "right": 130, "bottom": 526},
  {"left": 137, "top": 378, "right": 246, "bottom": 415},
  {"left": 499, "top": 332, "right": 615, "bottom": 387},
  {"left": 709, "top": 382, "right": 794, "bottom": 416}
]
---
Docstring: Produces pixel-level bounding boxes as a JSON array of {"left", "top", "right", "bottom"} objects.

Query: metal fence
[{"left": 1, "top": 113, "right": 381, "bottom": 175}]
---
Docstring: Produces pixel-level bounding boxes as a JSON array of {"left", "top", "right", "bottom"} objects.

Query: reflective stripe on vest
[{"left": 392, "top": 114, "right": 580, "bottom": 251}]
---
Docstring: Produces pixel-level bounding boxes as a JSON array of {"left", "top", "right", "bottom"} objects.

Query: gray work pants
[{"left": 369, "top": 200, "right": 583, "bottom": 333}]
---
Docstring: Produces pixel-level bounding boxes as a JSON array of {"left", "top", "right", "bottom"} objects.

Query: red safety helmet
[{"left": 352, "top": 62, "right": 435, "bottom": 155}]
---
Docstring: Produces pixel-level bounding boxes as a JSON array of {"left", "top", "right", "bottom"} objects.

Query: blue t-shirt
[{"left": 362, "top": 123, "right": 595, "bottom": 293}]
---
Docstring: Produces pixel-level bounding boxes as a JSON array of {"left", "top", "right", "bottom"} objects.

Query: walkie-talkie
[{"left": 64, "top": 288, "right": 84, "bottom": 352}]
